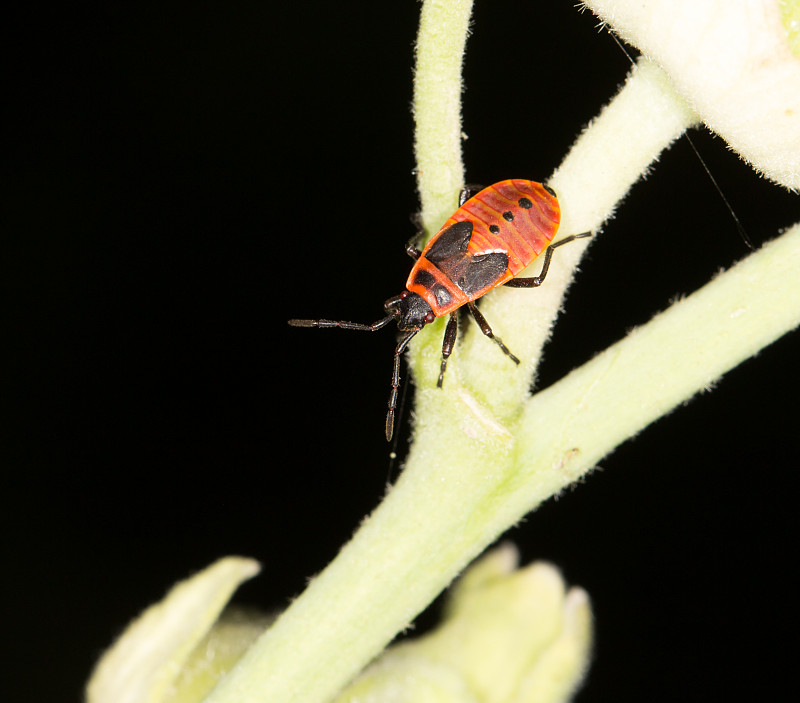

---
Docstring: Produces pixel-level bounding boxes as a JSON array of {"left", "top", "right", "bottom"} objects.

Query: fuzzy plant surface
[{"left": 86, "top": 1, "right": 800, "bottom": 703}]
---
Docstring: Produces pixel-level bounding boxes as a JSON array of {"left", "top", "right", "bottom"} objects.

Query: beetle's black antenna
[{"left": 287, "top": 315, "right": 396, "bottom": 332}]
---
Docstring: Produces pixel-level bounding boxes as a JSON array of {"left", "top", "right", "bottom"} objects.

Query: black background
[{"left": 5, "top": 3, "right": 799, "bottom": 701}]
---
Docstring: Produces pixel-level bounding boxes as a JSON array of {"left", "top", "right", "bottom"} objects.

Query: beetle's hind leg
[
  {"left": 504, "top": 232, "right": 592, "bottom": 288},
  {"left": 466, "top": 301, "right": 520, "bottom": 365}
]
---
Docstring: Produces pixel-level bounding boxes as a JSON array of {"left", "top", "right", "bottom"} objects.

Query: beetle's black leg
[
  {"left": 406, "top": 242, "right": 422, "bottom": 260},
  {"left": 386, "top": 328, "right": 419, "bottom": 441},
  {"left": 437, "top": 312, "right": 459, "bottom": 388},
  {"left": 504, "top": 232, "right": 592, "bottom": 288},
  {"left": 408, "top": 185, "right": 484, "bottom": 256},
  {"left": 384, "top": 294, "right": 405, "bottom": 314},
  {"left": 406, "top": 211, "right": 427, "bottom": 260},
  {"left": 288, "top": 314, "right": 396, "bottom": 332},
  {"left": 459, "top": 184, "right": 485, "bottom": 207},
  {"left": 407, "top": 213, "right": 425, "bottom": 255},
  {"left": 466, "top": 301, "right": 520, "bottom": 365}
]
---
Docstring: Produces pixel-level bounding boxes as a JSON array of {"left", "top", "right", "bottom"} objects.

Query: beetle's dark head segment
[{"left": 389, "top": 291, "right": 436, "bottom": 331}]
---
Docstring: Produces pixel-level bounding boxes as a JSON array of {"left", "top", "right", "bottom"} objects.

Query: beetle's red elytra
[
  {"left": 289, "top": 180, "right": 591, "bottom": 440},
  {"left": 407, "top": 180, "right": 561, "bottom": 316}
]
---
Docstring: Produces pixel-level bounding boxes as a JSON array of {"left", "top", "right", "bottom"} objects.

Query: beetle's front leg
[{"left": 437, "top": 312, "right": 459, "bottom": 388}]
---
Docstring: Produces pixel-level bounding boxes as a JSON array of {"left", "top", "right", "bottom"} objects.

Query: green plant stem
[
  {"left": 202, "top": 3, "right": 799, "bottom": 702},
  {"left": 512, "top": 220, "right": 800, "bottom": 493},
  {"left": 413, "top": 0, "right": 474, "bottom": 234}
]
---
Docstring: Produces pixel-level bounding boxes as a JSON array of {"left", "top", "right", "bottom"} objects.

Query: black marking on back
[
  {"left": 412, "top": 268, "right": 436, "bottom": 290},
  {"left": 457, "top": 252, "right": 509, "bottom": 297},
  {"left": 502, "top": 211, "right": 514, "bottom": 222},
  {"left": 489, "top": 224, "right": 500, "bottom": 235},
  {"left": 425, "top": 221, "right": 473, "bottom": 265},
  {"left": 423, "top": 218, "right": 509, "bottom": 300},
  {"left": 518, "top": 197, "right": 533, "bottom": 209},
  {"left": 432, "top": 283, "right": 453, "bottom": 308}
]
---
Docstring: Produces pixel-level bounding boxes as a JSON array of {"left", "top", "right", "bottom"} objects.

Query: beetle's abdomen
[{"left": 406, "top": 180, "right": 561, "bottom": 317}]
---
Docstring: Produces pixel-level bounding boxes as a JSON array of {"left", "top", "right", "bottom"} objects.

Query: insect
[{"left": 289, "top": 179, "right": 591, "bottom": 441}]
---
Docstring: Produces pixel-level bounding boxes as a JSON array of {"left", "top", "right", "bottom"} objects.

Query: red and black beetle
[{"left": 289, "top": 179, "right": 591, "bottom": 440}]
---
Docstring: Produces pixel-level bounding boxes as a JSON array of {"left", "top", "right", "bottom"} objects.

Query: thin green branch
[
  {"left": 510, "top": 219, "right": 800, "bottom": 511},
  {"left": 413, "top": 0, "right": 474, "bottom": 234}
]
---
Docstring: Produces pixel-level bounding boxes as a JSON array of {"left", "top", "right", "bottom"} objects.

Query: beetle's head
[{"left": 390, "top": 291, "right": 435, "bottom": 331}]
